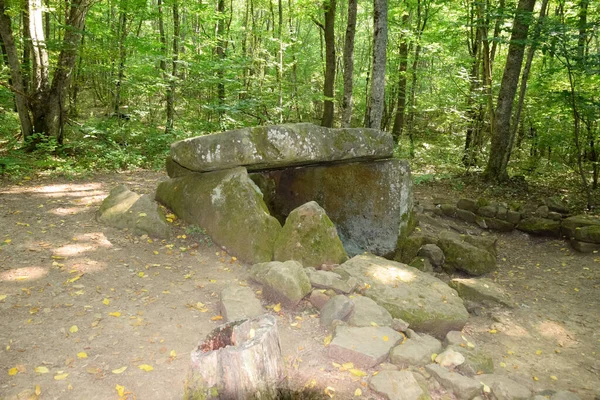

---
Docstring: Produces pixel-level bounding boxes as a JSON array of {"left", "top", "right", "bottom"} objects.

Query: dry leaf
[
  {"left": 109, "top": 311, "right": 121, "bottom": 317},
  {"left": 273, "top": 303, "right": 281, "bottom": 313},
  {"left": 138, "top": 364, "right": 154, "bottom": 372},
  {"left": 349, "top": 368, "right": 367, "bottom": 377},
  {"left": 116, "top": 384, "right": 125, "bottom": 397},
  {"left": 324, "top": 386, "right": 335, "bottom": 398},
  {"left": 77, "top": 352, "right": 88, "bottom": 359},
  {"left": 169, "top": 350, "right": 176, "bottom": 358},
  {"left": 488, "top": 329, "right": 497, "bottom": 334},
  {"left": 8, "top": 367, "right": 18, "bottom": 376},
  {"left": 550, "top": 375, "right": 558, "bottom": 380},
  {"left": 354, "top": 388, "right": 362, "bottom": 397},
  {"left": 0, "top": 295, "right": 7, "bottom": 301},
  {"left": 112, "top": 366, "right": 128, "bottom": 374},
  {"left": 382, "top": 335, "right": 389, "bottom": 342},
  {"left": 323, "top": 334, "right": 332, "bottom": 346},
  {"left": 54, "top": 373, "right": 69, "bottom": 380},
  {"left": 210, "top": 315, "right": 223, "bottom": 321},
  {"left": 35, "top": 366, "right": 49, "bottom": 374},
  {"left": 35, "top": 385, "right": 41, "bottom": 395},
  {"left": 69, "top": 325, "right": 78, "bottom": 333},
  {"left": 102, "top": 298, "right": 110, "bottom": 305},
  {"left": 535, "top": 350, "right": 542, "bottom": 355}
]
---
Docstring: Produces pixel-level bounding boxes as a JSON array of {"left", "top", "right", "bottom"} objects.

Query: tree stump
[{"left": 184, "top": 314, "right": 286, "bottom": 399}]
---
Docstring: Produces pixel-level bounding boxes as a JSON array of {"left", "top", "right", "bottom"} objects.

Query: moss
[{"left": 476, "top": 198, "right": 490, "bottom": 208}]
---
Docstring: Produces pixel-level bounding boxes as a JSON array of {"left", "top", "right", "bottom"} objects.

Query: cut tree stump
[{"left": 184, "top": 314, "right": 286, "bottom": 399}]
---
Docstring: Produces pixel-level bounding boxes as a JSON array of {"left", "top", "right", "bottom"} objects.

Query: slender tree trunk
[
  {"left": 485, "top": 0, "right": 537, "bottom": 181},
  {"left": 367, "top": 0, "right": 387, "bottom": 129},
  {"left": 277, "top": 0, "right": 283, "bottom": 123},
  {"left": 114, "top": 8, "right": 128, "bottom": 114},
  {"left": 166, "top": 0, "right": 180, "bottom": 132},
  {"left": 391, "top": 13, "right": 409, "bottom": 141},
  {"left": 341, "top": 0, "right": 357, "bottom": 128},
  {"left": 320, "top": 0, "right": 336, "bottom": 128},
  {"left": 216, "top": 0, "right": 226, "bottom": 125}
]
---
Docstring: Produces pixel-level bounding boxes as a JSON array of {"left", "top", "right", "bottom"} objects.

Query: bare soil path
[{"left": 0, "top": 171, "right": 599, "bottom": 400}]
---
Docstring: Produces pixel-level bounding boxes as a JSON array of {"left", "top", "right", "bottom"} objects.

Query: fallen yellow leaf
[
  {"left": 535, "top": 350, "right": 542, "bottom": 355},
  {"left": 109, "top": 311, "right": 121, "bottom": 317},
  {"left": 35, "top": 366, "right": 50, "bottom": 374},
  {"left": 0, "top": 295, "right": 7, "bottom": 301},
  {"left": 273, "top": 303, "right": 282, "bottom": 313},
  {"left": 138, "top": 364, "right": 154, "bottom": 372},
  {"left": 54, "top": 373, "right": 69, "bottom": 380},
  {"left": 341, "top": 362, "right": 354, "bottom": 370},
  {"left": 77, "top": 352, "right": 88, "bottom": 359},
  {"left": 210, "top": 315, "right": 223, "bottom": 321},
  {"left": 500, "top": 362, "right": 507, "bottom": 368},
  {"left": 349, "top": 368, "right": 367, "bottom": 377},
  {"left": 8, "top": 367, "right": 18, "bottom": 376},
  {"left": 323, "top": 334, "right": 332, "bottom": 346},
  {"left": 116, "top": 384, "right": 125, "bottom": 397},
  {"left": 35, "top": 384, "right": 41, "bottom": 395},
  {"left": 431, "top": 353, "right": 438, "bottom": 362},
  {"left": 550, "top": 375, "right": 558, "bottom": 380},
  {"left": 69, "top": 325, "right": 78, "bottom": 333},
  {"left": 102, "top": 298, "right": 110, "bottom": 305},
  {"left": 169, "top": 350, "right": 176, "bottom": 358},
  {"left": 354, "top": 388, "right": 362, "bottom": 397},
  {"left": 112, "top": 366, "right": 128, "bottom": 374},
  {"left": 533, "top": 376, "right": 539, "bottom": 381},
  {"left": 488, "top": 329, "right": 497, "bottom": 334},
  {"left": 324, "top": 386, "right": 335, "bottom": 398},
  {"left": 382, "top": 335, "right": 389, "bottom": 342},
  {"left": 66, "top": 275, "right": 82, "bottom": 283}
]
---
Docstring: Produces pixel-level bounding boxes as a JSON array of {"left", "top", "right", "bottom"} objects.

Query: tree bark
[
  {"left": 320, "top": 0, "right": 336, "bottom": 128},
  {"left": 391, "top": 13, "right": 409, "bottom": 141},
  {"left": 341, "top": 0, "right": 357, "bottom": 128},
  {"left": 166, "top": 0, "right": 180, "bottom": 132},
  {"left": 484, "top": 0, "right": 537, "bottom": 181},
  {"left": 114, "top": 6, "right": 128, "bottom": 114},
  {"left": 367, "top": 0, "right": 387, "bottom": 129}
]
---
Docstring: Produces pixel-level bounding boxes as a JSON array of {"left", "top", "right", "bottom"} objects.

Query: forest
[{"left": 0, "top": 0, "right": 598, "bottom": 203}]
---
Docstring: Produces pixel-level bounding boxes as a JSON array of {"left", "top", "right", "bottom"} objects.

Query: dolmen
[{"left": 156, "top": 123, "right": 414, "bottom": 264}]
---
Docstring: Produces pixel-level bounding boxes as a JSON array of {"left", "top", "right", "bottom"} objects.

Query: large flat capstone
[
  {"left": 334, "top": 254, "right": 469, "bottom": 338},
  {"left": 155, "top": 168, "right": 281, "bottom": 264},
  {"left": 169, "top": 123, "right": 393, "bottom": 173},
  {"left": 253, "top": 159, "right": 414, "bottom": 257}
]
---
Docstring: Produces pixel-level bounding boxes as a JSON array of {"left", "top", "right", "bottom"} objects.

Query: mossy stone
[{"left": 517, "top": 217, "right": 561, "bottom": 237}]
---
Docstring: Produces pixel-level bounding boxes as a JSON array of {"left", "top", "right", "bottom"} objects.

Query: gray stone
[
  {"left": 574, "top": 225, "right": 600, "bottom": 244},
  {"left": 254, "top": 159, "right": 413, "bottom": 258},
  {"left": 395, "top": 234, "right": 437, "bottom": 264},
  {"left": 457, "top": 199, "right": 478, "bottom": 213},
  {"left": 444, "top": 331, "right": 476, "bottom": 348},
  {"left": 165, "top": 156, "right": 194, "bottom": 178},
  {"left": 550, "top": 391, "right": 582, "bottom": 400},
  {"left": 425, "top": 363, "right": 483, "bottom": 400},
  {"left": 418, "top": 244, "right": 445, "bottom": 267},
  {"left": 309, "top": 290, "right": 330, "bottom": 310},
  {"left": 506, "top": 210, "right": 522, "bottom": 224},
  {"left": 328, "top": 325, "right": 403, "bottom": 368},
  {"left": 562, "top": 215, "right": 600, "bottom": 239},
  {"left": 334, "top": 254, "right": 469, "bottom": 338},
  {"left": 438, "top": 233, "right": 496, "bottom": 276},
  {"left": 441, "top": 204, "right": 458, "bottom": 217},
  {"left": 456, "top": 208, "right": 477, "bottom": 223},
  {"left": 305, "top": 268, "right": 357, "bottom": 294},
  {"left": 483, "top": 218, "right": 515, "bottom": 232},
  {"left": 435, "top": 348, "right": 465, "bottom": 368},
  {"left": 547, "top": 212, "right": 563, "bottom": 221},
  {"left": 477, "top": 374, "right": 531, "bottom": 400},
  {"left": 517, "top": 217, "right": 561, "bottom": 237},
  {"left": 450, "top": 278, "right": 516, "bottom": 308},
  {"left": 170, "top": 123, "right": 393, "bottom": 172},
  {"left": 97, "top": 185, "right": 170, "bottom": 238},
  {"left": 478, "top": 205, "right": 497, "bottom": 218},
  {"left": 390, "top": 333, "right": 442, "bottom": 367},
  {"left": 570, "top": 239, "right": 600, "bottom": 253},
  {"left": 409, "top": 257, "right": 434, "bottom": 273},
  {"left": 462, "top": 234, "right": 498, "bottom": 257},
  {"left": 545, "top": 197, "right": 570, "bottom": 214},
  {"left": 273, "top": 201, "right": 348, "bottom": 268},
  {"left": 219, "top": 285, "right": 264, "bottom": 323},
  {"left": 392, "top": 318, "right": 410, "bottom": 332},
  {"left": 535, "top": 205, "right": 550, "bottom": 218},
  {"left": 451, "top": 345, "right": 494, "bottom": 376},
  {"left": 369, "top": 370, "right": 429, "bottom": 400},
  {"left": 496, "top": 206, "right": 508, "bottom": 221},
  {"left": 347, "top": 295, "right": 393, "bottom": 327},
  {"left": 249, "top": 260, "right": 311, "bottom": 307},
  {"left": 155, "top": 168, "right": 281, "bottom": 263},
  {"left": 320, "top": 295, "right": 354, "bottom": 328}
]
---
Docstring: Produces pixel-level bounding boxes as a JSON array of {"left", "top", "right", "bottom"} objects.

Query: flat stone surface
[
  {"left": 320, "top": 295, "right": 354, "bottom": 328},
  {"left": 390, "top": 333, "right": 442, "bottom": 367},
  {"left": 418, "top": 244, "right": 445, "bottom": 267},
  {"left": 249, "top": 260, "right": 311, "bottom": 307},
  {"left": 425, "top": 363, "right": 483, "bottom": 400},
  {"left": 328, "top": 325, "right": 403, "bottom": 368},
  {"left": 438, "top": 232, "right": 496, "bottom": 276},
  {"left": 444, "top": 331, "right": 476, "bottom": 348},
  {"left": 450, "top": 278, "right": 516, "bottom": 308},
  {"left": 477, "top": 374, "right": 531, "bottom": 400},
  {"left": 446, "top": 345, "right": 494, "bottom": 376},
  {"left": 219, "top": 285, "right": 264, "bottom": 323},
  {"left": 347, "top": 295, "right": 393, "bottom": 327},
  {"left": 569, "top": 239, "right": 600, "bottom": 253},
  {"left": 169, "top": 123, "right": 393, "bottom": 172},
  {"left": 369, "top": 370, "right": 428, "bottom": 400},
  {"left": 309, "top": 290, "right": 330, "bottom": 310},
  {"left": 550, "top": 391, "right": 582, "bottom": 400},
  {"left": 305, "top": 268, "right": 357, "bottom": 294},
  {"left": 335, "top": 254, "right": 469, "bottom": 338},
  {"left": 562, "top": 214, "right": 600, "bottom": 238},
  {"left": 517, "top": 217, "right": 561, "bottom": 237},
  {"left": 435, "top": 348, "right": 465, "bottom": 368}
]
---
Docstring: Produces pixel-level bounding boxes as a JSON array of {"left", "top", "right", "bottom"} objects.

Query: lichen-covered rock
[
  {"left": 369, "top": 370, "right": 430, "bottom": 400},
  {"left": 329, "top": 325, "right": 403, "bottom": 368},
  {"left": 249, "top": 260, "right": 311, "bottom": 307},
  {"left": 170, "top": 123, "right": 393, "bottom": 172},
  {"left": 219, "top": 285, "right": 264, "bottom": 323},
  {"left": 425, "top": 364, "right": 483, "bottom": 400},
  {"left": 545, "top": 197, "right": 570, "bottom": 214},
  {"left": 418, "top": 244, "right": 445, "bottom": 267},
  {"left": 165, "top": 156, "right": 193, "bottom": 178},
  {"left": 456, "top": 208, "right": 477, "bottom": 223},
  {"left": 334, "top": 254, "right": 469, "bottom": 338},
  {"left": 395, "top": 234, "right": 436, "bottom": 264},
  {"left": 562, "top": 214, "right": 600, "bottom": 239},
  {"left": 390, "top": 333, "right": 442, "bottom": 367},
  {"left": 438, "top": 233, "right": 496, "bottom": 276},
  {"left": 305, "top": 268, "right": 357, "bottom": 294},
  {"left": 477, "top": 374, "right": 531, "bottom": 400},
  {"left": 457, "top": 198, "right": 478, "bottom": 213},
  {"left": 254, "top": 159, "right": 414, "bottom": 258},
  {"left": 155, "top": 168, "right": 281, "bottom": 263},
  {"left": 347, "top": 295, "right": 393, "bottom": 327},
  {"left": 320, "top": 295, "right": 354, "bottom": 328},
  {"left": 570, "top": 239, "right": 600, "bottom": 253},
  {"left": 97, "top": 185, "right": 170, "bottom": 238},
  {"left": 477, "top": 205, "right": 497, "bottom": 218},
  {"left": 273, "top": 201, "right": 347, "bottom": 267},
  {"left": 517, "top": 217, "right": 561, "bottom": 237},
  {"left": 450, "top": 278, "right": 516, "bottom": 308},
  {"left": 574, "top": 225, "right": 600, "bottom": 244},
  {"left": 448, "top": 345, "right": 494, "bottom": 376},
  {"left": 482, "top": 217, "right": 515, "bottom": 232}
]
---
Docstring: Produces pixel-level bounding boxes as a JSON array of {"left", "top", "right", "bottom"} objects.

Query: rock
[
  {"left": 441, "top": 204, "right": 458, "bottom": 217},
  {"left": 545, "top": 197, "right": 570, "bottom": 214},
  {"left": 450, "top": 345, "right": 494, "bottom": 376},
  {"left": 550, "top": 391, "right": 582, "bottom": 400},
  {"left": 170, "top": 123, "right": 393, "bottom": 172},
  {"left": 574, "top": 225, "right": 600, "bottom": 244},
  {"left": 458, "top": 199, "right": 478, "bottom": 213},
  {"left": 435, "top": 348, "right": 465, "bottom": 368},
  {"left": 305, "top": 268, "right": 357, "bottom": 294},
  {"left": 97, "top": 185, "right": 170, "bottom": 238},
  {"left": 506, "top": 210, "right": 522, "bottom": 224},
  {"left": 219, "top": 285, "right": 264, "bottom": 323},
  {"left": 369, "top": 370, "right": 429, "bottom": 400},
  {"left": 273, "top": 201, "right": 348, "bottom": 268},
  {"left": 483, "top": 218, "right": 515, "bottom": 232},
  {"left": 496, "top": 206, "right": 508, "bottom": 220},
  {"left": 165, "top": 156, "right": 193, "bottom": 178},
  {"left": 462, "top": 234, "right": 498, "bottom": 257},
  {"left": 395, "top": 234, "right": 433, "bottom": 264},
  {"left": 320, "top": 295, "right": 354, "bottom": 328},
  {"left": 155, "top": 168, "right": 281, "bottom": 263},
  {"left": 392, "top": 318, "right": 410, "bottom": 332},
  {"left": 328, "top": 325, "right": 403, "bottom": 368},
  {"left": 547, "top": 211, "right": 563, "bottom": 221},
  {"left": 249, "top": 260, "right": 311, "bottom": 307},
  {"left": 456, "top": 208, "right": 477, "bottom": 223},
  {"left": 569, "top": 239, "right": 600, "bottom": 253},
  {"left": 409, "top": 257, "right": 434, "bottom": 273},
  {"left": 517, "top": 217, "right": 561, "bottom": 237},
  {"left": 444, "top": 331, "right": 475, "bottom": 348},
  {"left": 347, "top": 295, "right": 393, "bottom": 327},
  {"left": 477, "top": 374, "right": 531, "bottom": 400},
  {"left": 450, "top": 278, "right": 516, "bottom": 308},
  {"left": 390, "top": 333, "right": 442, "bottom": 367},
  {"left": 535, "top": 205, "right": 550, "bottom": 218},
  {"left": 425, "top": 363, "right": 483, "bottom": 400},
  {"left": 418, "top": 244, "right": 445, "bottom": 267},
  {"left": 309, "top": 290, "right": 330, "bottom": 310},
  {"left": 478, "top": 205, "right": 497, "bottom": 218},
  {"left": 335, "top": 254, "right": 469, "bottom": 338},
  {"left": 562, "top": 214, "right": 600, "bottom": 239},
  {"left": 438, "top": 233, "right": 496, "bottom": 276},
  {"left": 254, "top": 159, "right": 414, "bottom": 257}
]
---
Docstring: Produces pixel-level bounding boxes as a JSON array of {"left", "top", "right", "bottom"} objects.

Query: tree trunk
[
  {"left": 366, "top": 0, "right": 387, "bottom": 129},
  {"left": 113, "top": 7, "right": 128, "bottom": 114},
  {"left": 320, "top": 0, "right": 336, "bottom": 128},
  {"left": 484, "top": 0, "right": 537, "bottom": 181},
  {"left": 166, "top": 0, "right": 180, "bottom": 132},
  {"left": 391, "top": 13, "right": 409, "bottom": 141},
  {"left": 341, "top": 0, "right": 357, "bottom": 128},
  {"left": 216, "top": 0, "right": 226, "bottom": 125}
]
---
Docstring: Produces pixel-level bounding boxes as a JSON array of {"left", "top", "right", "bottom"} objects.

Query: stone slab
[
  {"left": 369, "top": 370, "right": 428, "bottom": 400},
  {"left": 425, "top": 363, "right": 482, "bottom": 400},
  {"left": 328, "top": 325, "right": 403, "bottom": 368},
  {"left": 219, "top": 285, "right": 264, "bottom": 323}
]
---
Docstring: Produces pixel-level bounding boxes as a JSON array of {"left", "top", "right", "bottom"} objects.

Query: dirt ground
[{"left": 0, "top": 170, "right": 599, "bottom": 400}]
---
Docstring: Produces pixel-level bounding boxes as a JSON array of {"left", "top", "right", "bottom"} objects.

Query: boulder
[
  {"left": 482, "top": 218, "right": 515, "bottom": 232},
  {"left": 545, "top": 197, "right": 570, "bottom": 214},
  {"left": 562, "top": 214, "right": 600, "bottom": 239},
  {"left": 169, "top": 123, "right": 393, "bottom": 172},
  {"left": 409, "top": 257, "right": 434, "bottom": 273},
  {"left": 550, "top": 391, "right": 582, "bottom": 400},
  {"left": 249, "top": 260, "right": 311, "bottom": 307},
  {"left": 441, "top": 204, "right": 458, "bottom": 217},
  {"left": 506, "top": 210, "right": 522, "bottom": 224},
  {"left": 395, "top": 234, "right": 436, "bottom": 264},
  {"left": 478, "top": 205, "right": 497, "bottom": 218},
  {"left": 574, "top": 225, "right": 600, "bottom": 244},
  {"left": 570, "top": 239, "right": 600, "bottom": 253},
  {"left": 253, "top": 159, "right": 414, "bottom": 257},
  {"left": 320, "top": 295, "right": 354, "bottom": 328},
  {"left": 219, "top": 285, "right": 264, "bottom": 323},
  {"left": 425, "top": 364, "right": 483, "bottom": 400},
  {"left": 444, "top": 331, "right": 476, "bottom": 348},
  {"left": 435, "top": 348, "right": 465, "bottom": 368},
  {"left": 446, "top": 345, "right": 494, "bottom": 376},
  {"left": 97, "top": 185, "right": 170, "bottom": 238},
  {"left": 477, "top": 374, "right": 531, "bottom": 400},
  {"left": 155, "top": 168, "right": 281, "bottom": 263},
  {"left": 535, "top": 205, "right": 550, "bottom": 218},
  {"left": 369, "top": 370, "right": 429, "bottom": 400},
  {"left": 457, "top": 199, "right": 478, "bottom": 213},
  {"left": 334, "top": 254, "right": 469, "bottom": 338},
  {"left": 328, "top": 325, "right": 403, "bottom": 368},
  {"left": 418, "top": 244, "right": 445, "bottom": 268},
  {"left": 273, "top": 201, "right": 347, "bottom": 267},
  {"left": 517, "top": 217, "right": 561, "bottom": 237},
  {"left": 450, "top": 278, "right": 516, "bottom": 308},
  {"left": 438, "top": 233, "right": 496, "bottom": 276},
  {"left": 309, "top": 290, "right": 330, "bottom": 310},
  {"left": 165, "top": 156, "right": 193, "bottom": 178},
  {"left": 305, "top": 268, "right": 357, "bottom": 294},
  {"left": 389, "top": 333, "right": 442, "bottom": 367},
  {"left": 462, "top": 234, "right": 498, "bottom": 257},
  {"left": 347, "top": 295, "right": 393, "bottom": 327}
]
